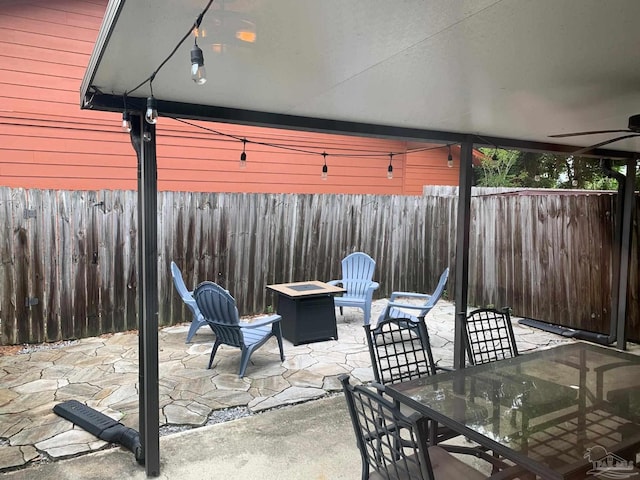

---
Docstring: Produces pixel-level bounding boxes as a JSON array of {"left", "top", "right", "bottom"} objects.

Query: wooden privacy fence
[{"left": 0, "top": 187, "right": 637, "bottom": 345}]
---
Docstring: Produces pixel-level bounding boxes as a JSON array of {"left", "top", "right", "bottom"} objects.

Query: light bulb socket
[
  {"left": 241, "top": 151, "right": 247, "bottom": 162},
  {"left": 122, "top": 111, "right": 132, "bottom": 132},
  {"left": 191, "top": 44, "right": 205, "bottom": 66},
  {"left": 145, "top": 96, "right": 158, "bottom": 124},
  {"left": 387, "top": 164, "right": 393, "bottom": 179}
]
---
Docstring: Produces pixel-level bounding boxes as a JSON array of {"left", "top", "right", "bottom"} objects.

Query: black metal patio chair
[
  {"left": 364, "top": 317, "right": 460, "bottom": 445},
  {"left": 462, "top": 307, "right": 519, "bottom": 366},
  {"left": 461, "top": 307, "right": 578, "bottom": 437},
  {"left": 339, "top": 374, "right": 488, "bottom": 480}
]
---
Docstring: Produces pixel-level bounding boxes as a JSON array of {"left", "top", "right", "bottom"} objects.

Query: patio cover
[{"left": 80, "top": 0, "right": 640, "bottom": 476}]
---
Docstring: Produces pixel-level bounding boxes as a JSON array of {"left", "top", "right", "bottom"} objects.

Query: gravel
[
  {"left": 18, "top": 340, "right": 79, "bottom": 355},
  {"left": 159, "top": 406, "right": 252, "bottom": 436}
]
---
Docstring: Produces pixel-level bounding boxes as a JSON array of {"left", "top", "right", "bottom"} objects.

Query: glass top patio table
[{"left": 386, "top": 342, "right": 640, "bottom": 480}]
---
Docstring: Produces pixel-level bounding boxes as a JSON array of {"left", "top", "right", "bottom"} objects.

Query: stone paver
[{"left": 0, "top": 298, "right": 602, "bottom": 473}]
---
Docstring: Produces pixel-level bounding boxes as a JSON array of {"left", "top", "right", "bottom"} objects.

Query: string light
[
  {"left": 190, "top": 36, "right": 207, "bottom": 85},
  {"left": 387, "top": 153, "right": 394, "bottom": 179},
  {"left": 122, "top": 111, "right": 131, "bottom": 132},
  {"left": 121, "top": 95, "right": 132, "bottom": 132},
  {"left": 321, "top": 152, "right": 328, "bottom": 180},
  {"left": 447, "top": 145, "right": 453, "bottom": 168},
  {"left": 145, "top": 76, "right": 158, "bottom": 125},
  {"left": 121, "top": 0, "right": 215, "bottom": 129},
  {"left": 492, "top": 148, "right": 498, "bottom": 161},
  {"left": 240, "top": 139, "right": 247, "bottom": 169},
  {"left": 168, "top": 116, "right": 460, "bottom": 178}
]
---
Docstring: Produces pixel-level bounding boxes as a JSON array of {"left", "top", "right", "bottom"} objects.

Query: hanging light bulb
[
  {"left": 321, "top": 152, "right": 328, "bottom": 180},
  {"left": 447, "top": 145, "right": 453, "bottom": 168},
  {"left": 145, "top": 96, "right": 158, "bottom": 124},
  {"left": 190, "top": 42, "right": 207, "bottom": 85},
  {"left": 240, "top": 139, "right": 247, "bottom": 169},
  {"left": 122, "top": 110, "right": 132, "bottom": 132},
  {"left": 387, "top": 153, "right": 394, "bottom": 179}
]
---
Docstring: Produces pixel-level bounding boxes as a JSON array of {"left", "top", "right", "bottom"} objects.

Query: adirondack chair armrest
[
  {"left": 386, "top": 301, "right": 430, "bottom": 311},
  {"left": 326, "top": 280, "right": 342, "bottom": 287},
  {"left": 389, "top": 291, "right": 432, "bottom": 302},
  {"left": 240, "top": 314, "right": 282, "bottom": 329},
  {"left": 369, "top": 281, "right": 380, "bottom": 291}
]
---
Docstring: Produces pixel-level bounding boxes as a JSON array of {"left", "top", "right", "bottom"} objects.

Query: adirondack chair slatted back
[
  {"left": 421, "top": 268, "right": 449, "bottom": 316},
  {"left": 379, "top": 268, "right": 449, "bottom": 325},
  {"left": 171, "top": 261, "right": 207, "bottom": 343},
  {"left": 171, "top": 262, "right": 191, "bottom": 298},
  {"left": 328, "top": 252, "right": 379, "bottom": 325},
  {"left": 194, "top": 282, "right": 244, "bottom": 348},
  {"left": 341, "top": 253, "right": 375, "bottom": 298}
]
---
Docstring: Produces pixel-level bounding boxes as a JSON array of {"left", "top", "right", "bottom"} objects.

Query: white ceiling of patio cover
[{"left": 87, "top": 0, "right": 640, "bottom": 153}]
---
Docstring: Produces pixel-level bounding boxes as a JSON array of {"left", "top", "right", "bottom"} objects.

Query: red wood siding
[{"left": 0, "top": 0, "right": 460, "bottom": 195}]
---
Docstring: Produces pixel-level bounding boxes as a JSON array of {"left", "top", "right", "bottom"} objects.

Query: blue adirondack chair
[
  {"left": 170, "top": 261, "right": 207, "bottom": 343},
  {"left": 193, "top": 281, "right": 285, "bottom": 378},
  {"left": 327, "top": 252, "right": 379, "bottom": 325},
  {"left": 377, "top": 267, "right": 449, "bottom": 324}
]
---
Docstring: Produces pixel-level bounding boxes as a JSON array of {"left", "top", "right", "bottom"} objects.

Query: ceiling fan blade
[
  {"left": 571, "top": 134, "right": 640, "bottom": 156},
  {"left": 549, "top": 129, "right": 631, "bottom": 138}
]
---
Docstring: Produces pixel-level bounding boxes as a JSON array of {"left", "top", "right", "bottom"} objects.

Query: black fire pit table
[{"left": 266, "top": 281, "right": 346, "bottom": 345}]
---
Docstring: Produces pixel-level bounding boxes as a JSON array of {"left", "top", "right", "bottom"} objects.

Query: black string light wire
[
  {"left": 167, "top": 115, "right": 460, "bottom": 176},
  {"left": 123, "top": 0, "right": 216, "bottom": 125},
  {"left": 118, "top": 0, "right": 465, "bottom": 178}
]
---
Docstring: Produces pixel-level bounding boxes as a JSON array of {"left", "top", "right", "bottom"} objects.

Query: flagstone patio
[{"left": 0, "top": 298, "right": 578, "bottom": 473}]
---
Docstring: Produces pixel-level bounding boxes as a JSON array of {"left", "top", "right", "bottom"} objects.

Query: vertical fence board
[
  {"left": 13, "top": 189, "right": 31, "bottom": 344},
  {"left": 41, "top": 190, "right": 58, "bottom": 341},
  {"left": 0, "top": 189, "right": 16, "bottom": 344},
  {"left": 57, "top": 191, "right": 74, "bottom": 339}
]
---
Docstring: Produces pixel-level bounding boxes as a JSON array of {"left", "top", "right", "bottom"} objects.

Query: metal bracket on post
[{"left": 23, "top": 209, "right": 37, "bottom": 219}]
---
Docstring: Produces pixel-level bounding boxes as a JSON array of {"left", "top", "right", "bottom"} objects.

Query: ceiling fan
[{"left": 549, "top": 114, "right": 640, "bottom": 155}]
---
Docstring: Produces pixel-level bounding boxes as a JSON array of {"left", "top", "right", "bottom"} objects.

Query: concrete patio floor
[{"left": 0, "top": 298, "right": 589, "bottom": 475}]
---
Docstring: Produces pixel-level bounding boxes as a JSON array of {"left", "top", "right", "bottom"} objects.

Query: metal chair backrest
[
  {"left": 339, "top": 375, "right": 431, "bottom": 480},
  {"left": 463, "top": 307, "right": 519, "bottom": 365},
  {"left": 194, "top": 281, "right": 244, "bottom": 348},
  {"left": 365, "top": 317, "right": 437, "bottom": 384}
]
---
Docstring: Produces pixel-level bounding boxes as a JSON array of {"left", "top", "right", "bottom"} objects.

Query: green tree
[
  {"left": 475, "top": 148, "right": 523, "bottom": 187},
  {"left": 475, "top": 148, "right": 625, "bottom": 191}
]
